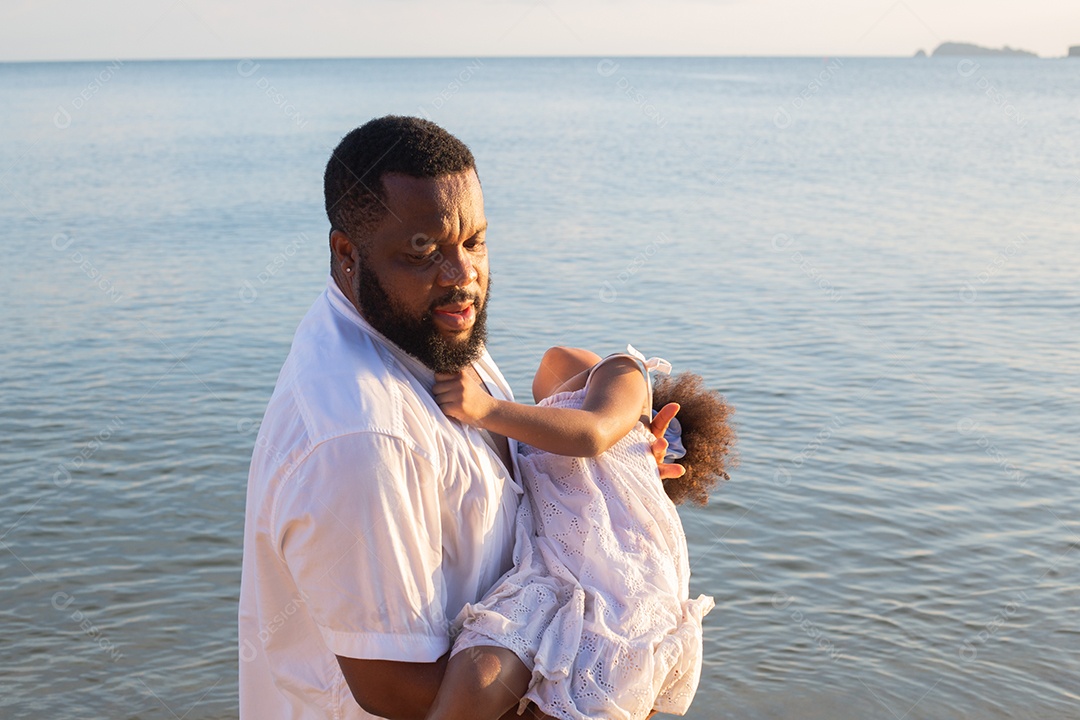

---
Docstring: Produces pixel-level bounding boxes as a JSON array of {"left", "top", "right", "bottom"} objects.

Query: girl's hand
[
  {"left": 433, "top": 371, "right": 498, "bottom": 427},
  {"left": 650, "top": 402, "right": 686, "bottom": 480}
]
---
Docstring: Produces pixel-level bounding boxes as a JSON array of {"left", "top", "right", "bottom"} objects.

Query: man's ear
[{"left": 330, "top": 229, "right": 357, "bottom": 271}]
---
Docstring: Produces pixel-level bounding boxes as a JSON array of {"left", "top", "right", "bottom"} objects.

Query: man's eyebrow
[{"left": 405, "top": 223, "right": 487, "bottom": 248}]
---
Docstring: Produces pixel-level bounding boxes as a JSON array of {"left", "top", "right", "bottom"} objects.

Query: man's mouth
[{"left": 432, "top": 301, "right": 476, "bottom": 331}]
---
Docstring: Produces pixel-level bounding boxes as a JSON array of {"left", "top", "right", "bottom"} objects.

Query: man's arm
[
  {"left": 337, "top": 654, "right": 540, "bottom": 720},
  {"left": 273, "top": 433, "right": 452, "bottom": 717},
  {"left": 336, "top": 655, "right": 447, "bottom": 720}
]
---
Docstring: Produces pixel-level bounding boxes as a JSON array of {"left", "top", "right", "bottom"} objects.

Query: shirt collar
[
  {"left": 325, "top": 275, "right": 492, "bottom": 396},
  {"left": 325, "top": 275, "right": 520, "bottom": 481}
]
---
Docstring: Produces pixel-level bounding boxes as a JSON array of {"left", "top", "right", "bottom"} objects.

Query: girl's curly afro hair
[{"left": 652, "top": 372, "right": 737, "bottom": 506}]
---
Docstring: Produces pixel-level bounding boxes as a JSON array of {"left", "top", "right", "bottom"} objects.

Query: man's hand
[
  {"left": 434, "top": 371, "right": 498, "bottom": 427},
  {"left": 650, "top": 402, "right": 686, "bottom": 480}
]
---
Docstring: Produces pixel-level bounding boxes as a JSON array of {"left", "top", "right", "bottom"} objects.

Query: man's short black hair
[{"left": 324, "top": 116, "right": 476, "bottom": 246}]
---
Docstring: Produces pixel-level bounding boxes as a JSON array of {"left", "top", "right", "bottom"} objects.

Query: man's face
[{"left": 351, "top": 170, "right": 490, "bottom": 373}]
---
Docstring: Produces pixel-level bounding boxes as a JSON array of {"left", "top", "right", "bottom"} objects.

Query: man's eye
[{"left": 409, "top": 253, "right": 435, "bottom": 263}]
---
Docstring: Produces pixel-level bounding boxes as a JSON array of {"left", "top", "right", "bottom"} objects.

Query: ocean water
[{"left": 1, "top": 56, "right": 1078, "bottom": 718}]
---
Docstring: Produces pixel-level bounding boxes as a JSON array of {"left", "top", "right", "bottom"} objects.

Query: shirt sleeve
[{"left": 272, "top": 432, "right": 449, "bottom": 662}]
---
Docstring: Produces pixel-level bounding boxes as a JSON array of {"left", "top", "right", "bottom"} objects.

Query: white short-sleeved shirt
[{"left": 239, "top": 278, "right": 521, "bottom": 719}]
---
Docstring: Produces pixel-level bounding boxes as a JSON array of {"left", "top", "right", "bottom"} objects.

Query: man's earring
[{"left": 345, "top": 267, "right": 351, "bottom": 273}]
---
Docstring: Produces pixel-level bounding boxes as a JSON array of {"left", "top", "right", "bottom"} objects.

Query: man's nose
[{"left": 436, "top": 246, "right": 478, "bottom": 287}]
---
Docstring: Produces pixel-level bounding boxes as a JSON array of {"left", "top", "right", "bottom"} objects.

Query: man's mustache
[{"left": 429, "top": 287, "right": 482, "bottom": 312}]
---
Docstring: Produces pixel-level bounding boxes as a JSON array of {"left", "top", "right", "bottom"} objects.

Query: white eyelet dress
[{"left": 450, "top": 347, "right": 715, "bottom": 720}]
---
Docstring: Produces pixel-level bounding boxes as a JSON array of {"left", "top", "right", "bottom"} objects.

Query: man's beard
[{"left": 354, "top": 262, "right": 489, "bottom": 374}]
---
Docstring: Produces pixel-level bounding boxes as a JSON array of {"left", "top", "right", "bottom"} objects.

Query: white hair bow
[{"left": 627, "top": 344, "right": 686, "bottom": 463}]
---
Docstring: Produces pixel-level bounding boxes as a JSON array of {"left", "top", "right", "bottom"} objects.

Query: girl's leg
[{"left": 426, "top": 644, "right": 532, "bottom": 720}]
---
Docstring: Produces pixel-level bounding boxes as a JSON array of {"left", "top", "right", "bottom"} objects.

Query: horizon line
[{"left": 1, "top": 51, "right": 1072, "bottom": 65}]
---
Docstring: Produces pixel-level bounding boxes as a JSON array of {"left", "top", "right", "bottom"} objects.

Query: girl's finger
[
  {"left": 651, "top": 437, "right": 668, "bottom": 463},
  {"left": 658, "top": 462, "right": 686, "bottom": 480},
  {"left": 431, "top": 378, "right": 459, "bottom": 395},
  {"left": 650, "top": 402, "right": 680, "bottom": 438}
]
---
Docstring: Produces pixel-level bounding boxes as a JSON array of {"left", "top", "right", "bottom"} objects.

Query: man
[{"left": 239, "top": 116, "right": 679, "bottom": 719}]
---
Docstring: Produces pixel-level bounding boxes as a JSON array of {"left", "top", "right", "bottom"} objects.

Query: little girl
[{"left": 429, "top": 345, "right": 735, "bottom": 720}]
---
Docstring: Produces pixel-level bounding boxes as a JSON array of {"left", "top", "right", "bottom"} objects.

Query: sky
[{"left": 1, "top": 0, "right": 1078, "bottom": 62}]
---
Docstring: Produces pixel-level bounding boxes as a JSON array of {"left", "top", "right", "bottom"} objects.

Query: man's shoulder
[
  {"left": 280, "top": 296, "right": 400, "bottom": 427},
  {"left": 249, "top": 334, "right": 441, "bottom": 537},
  {"left": 259, "top": 291, "right": 440, "bottom": 472}
]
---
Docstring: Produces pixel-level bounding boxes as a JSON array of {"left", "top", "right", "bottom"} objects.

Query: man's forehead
[
  {"left": 381, "top": 171, "right": 483, "bottom": 227},
  {"left": 382, "top": 170, "right": 479, "bottom": 209}
]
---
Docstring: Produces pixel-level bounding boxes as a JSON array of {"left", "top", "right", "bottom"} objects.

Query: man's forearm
[{"left": 337, "top": 654, "right": 448, "bottom": 720}]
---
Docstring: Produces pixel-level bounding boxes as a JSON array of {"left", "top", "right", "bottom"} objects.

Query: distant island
[{"left": 914, "top": 42, "right": 1038, "bottom": 58}]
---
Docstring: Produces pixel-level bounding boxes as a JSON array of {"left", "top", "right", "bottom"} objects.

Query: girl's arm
[
  {"left": 433, "top": 356, "right": 648, "bottom": 458},
  {"left": 530, "top": 346, "right": 602, "bottom": 402}
]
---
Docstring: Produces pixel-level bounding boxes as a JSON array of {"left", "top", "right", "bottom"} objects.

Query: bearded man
[{"left": 238, "top": 116, "right": 677, "bottom": 720}]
